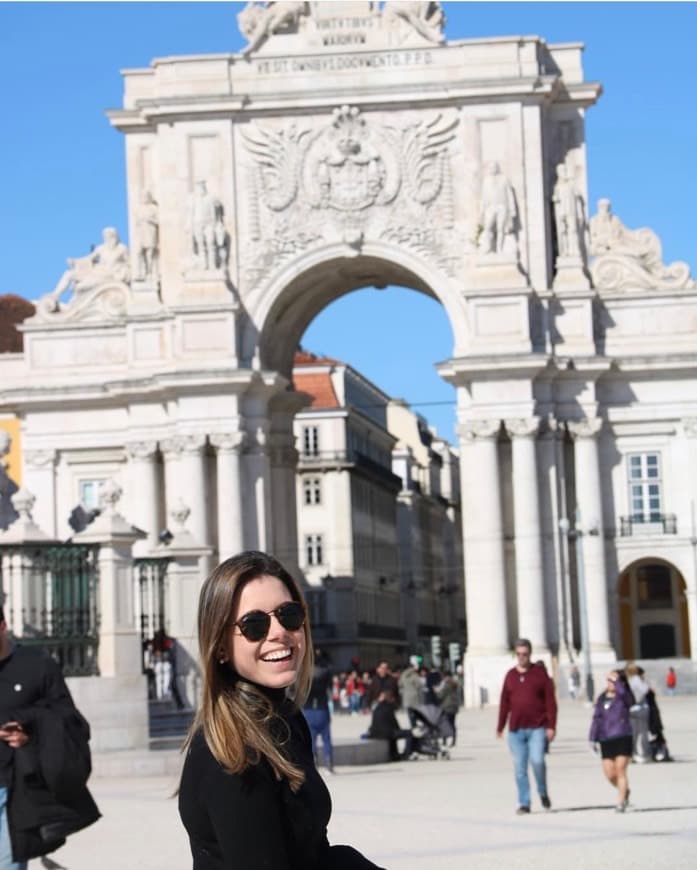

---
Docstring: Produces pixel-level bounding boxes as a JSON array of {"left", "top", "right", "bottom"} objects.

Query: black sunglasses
[{"left": 232, "top": 601, "right": 306, "bottom": 642}]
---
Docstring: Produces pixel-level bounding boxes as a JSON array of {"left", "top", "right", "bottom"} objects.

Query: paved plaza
[{"left": 46, "top": 694, "right": 697, "bottom": 869}]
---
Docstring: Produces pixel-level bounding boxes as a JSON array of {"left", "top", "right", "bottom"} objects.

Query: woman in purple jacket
[{"left": 589, "top": 670, "right": 634, "bottom": 812}]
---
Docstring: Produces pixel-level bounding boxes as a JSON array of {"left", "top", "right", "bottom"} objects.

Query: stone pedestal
[{"left": 472, "top": 254, "right": 527, "bottom": 291}]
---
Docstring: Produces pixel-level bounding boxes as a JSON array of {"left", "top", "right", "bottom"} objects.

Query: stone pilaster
[
  {"left": 567, "top": 417, "right": 612, "bottom": 652},
  {"left": 244, "top": 425, "right": 271, "bottom": 551},
  {"left": 457, "top": 419, "right": 508, "bottom": 654},
  {"left": 22, "top": 449, "right": 58, "bottom": 537},
  {"left": 210, "top": 431, "right": 246, "bottom": 561},
  {"left": 681, "top": 417, "right": 697, "bottom": 660},
  {"left": 505, "top": 416, "right": 547, "bottom": 649}
]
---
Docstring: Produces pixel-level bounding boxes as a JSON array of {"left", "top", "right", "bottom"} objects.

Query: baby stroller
[{"left": 408, "top": 704, "right": 453, "bottom": 760}]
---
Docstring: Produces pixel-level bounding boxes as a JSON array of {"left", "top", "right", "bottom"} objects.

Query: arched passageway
[{"left": 618, "top": 559, "right": 690, "bottom": 659}]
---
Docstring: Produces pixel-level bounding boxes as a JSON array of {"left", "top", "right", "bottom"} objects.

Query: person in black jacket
[
  {"left": 178, "top": 551, "right": 385, "bottom": 870},
  {"left": 367, "top": 689, "right": 415, "bottom": 761},
  {"left": 0, "top": 608, "right": 100, "bottom": 868}
]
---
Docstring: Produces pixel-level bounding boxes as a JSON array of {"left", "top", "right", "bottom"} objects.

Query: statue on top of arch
[
  {"left": 37, "top": 226, "right": 131, "bottom": 320},
  {"left": 237, "top": 2, "right": 446, "bottom": 55},
  {"left": 589, "top": 198, "right": 694, "bottom": 292}
]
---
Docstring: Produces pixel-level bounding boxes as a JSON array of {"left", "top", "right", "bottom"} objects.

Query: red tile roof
[{"left": 293, "top": 370, "right": 340, "bottom": 409}]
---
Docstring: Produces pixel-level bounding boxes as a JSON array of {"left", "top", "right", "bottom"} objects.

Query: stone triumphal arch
[{"left": 3, "top": 2, "right": 697, "bottom": 707}]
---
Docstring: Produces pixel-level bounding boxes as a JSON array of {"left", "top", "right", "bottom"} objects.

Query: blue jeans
[
  {"left": 507, "top": 728, "right": 548, "bottom": 808},
  {"left": 0, "top": 787, "right": 27, "bottom": 870},
  {"left": 303, "top": 707, "right": 333, "bottom": 769}
]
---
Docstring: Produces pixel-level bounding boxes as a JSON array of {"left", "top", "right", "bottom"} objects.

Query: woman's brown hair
[{"left": 185, "top": 551, "right": 313, "bottom": 792}]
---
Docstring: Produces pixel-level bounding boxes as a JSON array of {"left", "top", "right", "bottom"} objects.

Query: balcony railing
[
  {"left": 619, "top": 513, "right": 677, "bottom": 536},
  {"left": 299, "top": 449, "right": 402, "bottom": 489}
]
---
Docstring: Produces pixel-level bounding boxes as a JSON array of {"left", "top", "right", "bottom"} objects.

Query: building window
[
  {"left": 78, "top": 479, "right": 105, "bottom": 511},
  {"left": 627, "top": 453, "right": 662, "bottom": 521},
  {"left": 302, "top": 426, "right": 320, "bottom": 457},
  {"left": 636, "top": 563, "right": 673, "bottom": 610},
  {"left": 303, "top": 477, "right": 322, "bottom": 505},
  {"left": 305, "top": 534, "right": 323, "bottom": 566}
]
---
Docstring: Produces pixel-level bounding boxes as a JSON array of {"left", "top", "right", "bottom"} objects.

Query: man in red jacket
[{"left": 496, "top": 638, "right": 557, "bottom": 815}]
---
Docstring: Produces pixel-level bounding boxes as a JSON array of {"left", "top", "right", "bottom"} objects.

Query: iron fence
[
  {"left": 134, "top": 557, "right": 170, "bottom": 673},
  {"left": 0, "top": 543, "right": 100, "bottom": 676}
]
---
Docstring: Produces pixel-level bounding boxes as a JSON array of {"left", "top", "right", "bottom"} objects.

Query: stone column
[
  {"left": 160, "top": 437, "right": 184, "bottom": 523},
  {"left": 22, "top": 449, "right": 57, "bottom": 537},
  {"left": 126, "top": 440, "right": 159, "bottom": 555},
  {"left": 506, "top": 417, "right": 547, "bottom": 650},
  {"left": 210, "top": 432, "right": 245, "bottom": 561},
  {"left": 682, "top": 417, "right": 697, "bottom": 660},
  {"left": 161, "top": 435, "right": 209, "bottom": 546},
  {"left": 269, "top": 438, "right": 301, "bottom": 574},
  {"left": 244, "top": 424, "right": 271, "bottom": 551},
  {"left": 457, "top": 419, "right": 508, "bottom": 653},
  {"left": 568, "top": 418, "right": 612, "bottom": 651}
]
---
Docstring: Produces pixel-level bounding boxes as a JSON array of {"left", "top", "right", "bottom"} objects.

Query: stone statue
[
  {"left": 238, "top": 2, "right": 307, "bottom": 56},
  {"left": 478, "top": 162, "right": 517, "bottom": 255},
  {"left": 589, "top": 198, "right": 693, "bottom": 290},
  {"left": 136, "top": 190, "right": 159, "bottom": 281},
  {"left": 552, "top": 163, "right": 584, "bottom": 259},
  {"left": 47, "top": 227, "right": 130, "bottom": 308},
  {"left": 0, "top": 431, "right": 18, "bottom": 532},
  {"left": 382, "top": 1, "right": 446, "bottom": 44},
  {"left": 189, "top": 180, "right": 228, "bottom": 271}
]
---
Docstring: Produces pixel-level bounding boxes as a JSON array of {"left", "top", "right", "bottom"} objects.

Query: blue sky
[{"left": 2, "top": 2, "right": 696, "bottom": 443}]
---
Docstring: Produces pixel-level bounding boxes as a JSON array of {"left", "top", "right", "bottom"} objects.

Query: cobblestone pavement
[{"left": 47, "top": 695, "right": 697, "bottom": 869}]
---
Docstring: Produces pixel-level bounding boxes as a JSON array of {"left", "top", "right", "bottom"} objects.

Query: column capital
[
  {"left": 505, "top": 416, "right": 541, "bottom": 439},
  {"left": 24, "top": 448, "right": 57, "bottom": 469},
  {"left": 125, "top": 440, "right": 158, "bottom": 461},
  {"left": 682, "top": 417, "right": 697, "bottom": 438},
  {"left": 210, "top": 431, "right": 246, "bottom": 454},
  {"left": 161, "top": 434, "right": 207, "bottom": 458},
  {"left": 456, "top": 419, "right": 501, "bottom": 442},
  {"left": 567, "top": 417, "right": 603, "bottom": 439}
]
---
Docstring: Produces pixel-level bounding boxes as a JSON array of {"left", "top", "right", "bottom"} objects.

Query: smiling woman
[{"left": 178, "top": 551, "right": 385, "bottom": 870}]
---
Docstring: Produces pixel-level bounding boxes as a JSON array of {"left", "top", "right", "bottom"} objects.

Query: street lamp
[{"left": 559, "top": 509, "right": 595, "bottom": 703}]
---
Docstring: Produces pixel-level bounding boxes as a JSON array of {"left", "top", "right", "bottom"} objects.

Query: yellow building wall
[{"left": 0, "top": 417, "right": 21, "bottom": 485}]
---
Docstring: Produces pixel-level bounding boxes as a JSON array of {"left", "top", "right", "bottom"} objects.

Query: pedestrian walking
[
  {"left": 0, "top": 608, "right": 100, "bottom": 868},
  {"left": 398, "top": 662, "right": 423, "bottom": 728},
  {"left": 626, "top": 663, "right": 651, "bottom": 762},
  {"left": 435, "top": 671, "right": 460, "bottom": 746},
  {"left": 568, "top": 664, "right": 581, "bottom": 701},
  {"left": 665, "top": 666, "right": 677, "bottom": 696},
  {"left": 178, "top": 551, "right": 384, "bottom": 869},
  {"left": 589, "top": 669, "right": 634, "bottom": 812},
  {"left": 303, "top": 647, "right": 335, "bottom": 773},
  {"left": 496, "top": 638, "right": 557, "bottom": 815}
]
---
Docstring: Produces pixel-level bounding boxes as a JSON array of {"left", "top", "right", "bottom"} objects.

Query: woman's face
[{"left": 224, "top": 575, "right": 306, "bottom": 690}]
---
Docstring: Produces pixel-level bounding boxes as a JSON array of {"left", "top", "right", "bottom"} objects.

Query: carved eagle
[
  {"left": 241, "top": 123, "right": 311, "bottom": 212},
  {"left": 399, "top": 113, "right": 458, "bottom": 205}
]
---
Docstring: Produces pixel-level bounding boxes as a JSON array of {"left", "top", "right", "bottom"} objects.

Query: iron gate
[{"left": 0, "top": 542, "right": 100, "bottom": 676}]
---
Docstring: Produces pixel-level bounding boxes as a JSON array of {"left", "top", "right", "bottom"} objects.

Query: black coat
[
  {"left": 1, "top": 646, "right": 100, "bottom": 861},
  {"left": 178, "top": 688, "right": 384, "bottom": 870}
]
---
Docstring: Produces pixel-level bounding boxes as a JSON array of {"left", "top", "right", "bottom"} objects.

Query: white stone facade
[{"left": 0, "top": 3, "right": 695, "bottom": 706}]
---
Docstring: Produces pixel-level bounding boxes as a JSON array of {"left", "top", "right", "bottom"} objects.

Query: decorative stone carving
[
  {"left": 40, "top": 227, "right": 130, "bottom": 316},
  {"left": 0, "top": 433, "right": 18, "bottom": 532},
  {"left": 23, "top": 449, "right": 57, "bottom": 469},
  {"left": 238, "top": 2, "right": 308, "bottom": 56},
  {"left": 456, "top": 419, "right": 501, "bottom": 441},
  {"left": 161, "top": 435, "right": 207, "bottom": 457},
  {"left": 682, "top": 418, "right": 697, "bottom": 438},
  {"left": 136, "top": 190, "right": 159, "bottom": 281},
  {"left": 382, "top": 2, "right": 446, "bottom": 44},
  {"left": 242, "top": 105, "right": 459, "bottom": 282},
  {"left": 125, "top": 440, "right": 158, "bottom": 461},
  {"left": 0, "top": 487, "right": 53, "bottom": 542},
  {"left": 99, "top": 478, "right": 123, "bottom": 514},
  {"left": 187, "top": 181, "right": 229, "bottom": 273},
  {"left": 567, "top": 417, "right": 603, "bottom": 439},
  {"left": 552, "top": 163, "right": 585, "bottom": 260},
  {"left": 505, "top": 417, "right": 541, "bottom": 439},
  {"left": 170, "top": 499, "right": 192, "bottom": 530},
  {"left": 589, "top": 198, "right": 693, "bottom": 291},
  {"left": 478, "top": 162, "right": 517, "bottom": 256}
]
